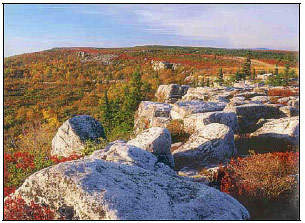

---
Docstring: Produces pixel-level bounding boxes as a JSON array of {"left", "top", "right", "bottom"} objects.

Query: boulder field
[{"left": 8, "top": 83, "right": 299, "bottom": 220}]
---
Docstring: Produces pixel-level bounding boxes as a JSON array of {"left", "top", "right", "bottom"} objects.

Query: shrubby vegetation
[
  {"left": 3, "top": 46, "right": 299, "bottom": 220},
  {"left": 214, "top": 152, "right": 299, "bottom": 220}
]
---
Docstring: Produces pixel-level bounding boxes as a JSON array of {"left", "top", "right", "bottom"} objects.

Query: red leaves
[
  {"left": 217, "top": 151, "right": 299, "bottom": 198},
  {"left": 4, "top": 195, "right": 55, "bottom": 220},
  {"left": 4, "top": 187, "right": 16, "bottom": 197},
  {"left": 268, "top": 88, "right": 298, "bottom": 97},
  {"left": 4, "top": 151, "right": 81, "bottom": 220},
  {"left": 50, "top": 154, "right": 82, "bottom": 164}
]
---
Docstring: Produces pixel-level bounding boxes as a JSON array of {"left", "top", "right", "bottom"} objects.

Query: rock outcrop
[
  {"left": 11, "top": 155, "right": 249, "bottom": 220},
  {"left": 170, "top": 101, "right": 227, "bottom": 120},
  {"left": 183, "top": 111, "right": 238, "bottom": 134},
  {"left": 155, "top": 84, "right": 189, "bottom": 103},
  {"left": 51, "top": 115, "right": 105, "bottom": 157},
  {"left": 173, "top": 123, "right": 236, "bottom": 169},
  {"left": 223, "top": 103, "right": 284, "bottom": 132},
  {"left": 127, "top": 127, "right": 174, "bottom": 168},
  {"left": 250, "top": 116, "right": 299, "bottom": 145},
  {"left": 134, "top": 101, "right": 172, "bottom": 134}
]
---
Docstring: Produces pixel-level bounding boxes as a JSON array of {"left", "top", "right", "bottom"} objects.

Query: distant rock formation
[{"left": 151, "top": 60, "right": 181, "bottom": 71}]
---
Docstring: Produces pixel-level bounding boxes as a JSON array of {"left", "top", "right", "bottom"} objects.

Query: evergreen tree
[
  {"left": 242, "top": 54, "right": 251, "bottom": 79},
  {"left": 252, "top": 68, "right": 256, "bottom": 80},
  {"left": 274, "top": 63, "right": 279, "bottom": 76},
  {"left": 100, "top": 90, "right": 112, "bottom": 134},
  {"left": 218, "top": 68, "right": 224, "bottom": 84},
  {"left": 206, "top": 78, "right": 210, "bottom": 87}
]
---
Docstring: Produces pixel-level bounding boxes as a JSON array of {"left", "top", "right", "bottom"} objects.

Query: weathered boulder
[
  {"left": 11, "top": 157, "right": 250, "bottom": 220},
  {"left": 173, "top": 123, "right": 236, "bottom": 169},
  {"left": 287, "top": 99, "right": 299, "bottom": 109},
  {"left": 183, "top": 112, "right": 238, "bottom": 134},
  {"left": 171, "top": 101, "right": 227, "bottom": 120},
  {"left": 127, "top": 127, "right": 174, "bottom": 168},
  {"left": 51, "top": 115, "right": 105, "bottom": 157},
  {"left": 90, "top": 141, "right": 176, "bottom": 176},
  {"left": 223, "top": 103, "right": 284, "bottom": 133},
  {"left": 155, "top": 84, "right": 189, "bottom": 103},
  {"left": 251, "top": 96, "right": 270, "bottom": 103},
  {"left": 134, "top": 101, "right": 172, "bottom": 134},
  {"left": 279, "top": 106, "right": 299, "bottom": 117},
  {"left": 181, "top": 87, "right": 209, "bottom": 101},
  {"left": 250, "top": 116, "right": 299, "bottom": 145}
]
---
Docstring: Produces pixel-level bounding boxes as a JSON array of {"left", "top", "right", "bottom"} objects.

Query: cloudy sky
[{"left": 4, "top": 4, "right": 299, "bottom": 57}]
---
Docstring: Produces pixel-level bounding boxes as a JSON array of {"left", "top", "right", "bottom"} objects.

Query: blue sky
[{"left": 4, "top": 4, "right": 299, "bottom": 57}]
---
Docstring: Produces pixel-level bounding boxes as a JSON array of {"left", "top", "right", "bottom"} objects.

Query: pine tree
[
  {"left": 100, "top": 90, "right": 112, "bottom": 134},
  {"left": 206, "top": 78, "right": 210, "bottom": 87},
  {"left": 218, "top": 68, "right": 224, "bottom": 84},
  {"left": 242, "top": 54, "right": 251, "bottom": 79},
  {"left": 252, "top": 68, "right": 256, "bottom": 80},
  {"left": 274, "top": 63, "right": 279, "bottom": 76}
]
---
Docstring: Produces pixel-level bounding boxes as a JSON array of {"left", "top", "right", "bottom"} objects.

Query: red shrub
[
  {"left": 4, "top": 187, "right": 16, "bottom": 197},
  {"left": 50, "top": 154, "right": 82, "bottom": 163},
  {"left": 216, "top": 152, "right": 299, "bottom": 199},
  {"left": 268, "top": 88, "right": 298, "bottom": 97},
  {"left": 4, "top": 195, "right": 56, "bottom": 220}
]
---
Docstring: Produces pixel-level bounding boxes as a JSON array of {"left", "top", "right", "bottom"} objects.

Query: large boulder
[
  {"left": 183, "top": 112, "right": 238, "bottom": 134},
  {"left": 223, "top": 103, "right": 284, "bottom": 133},
  {"left": 127, "top": 127, "right": 174, "bottom": 168},
  {"left": 250, "top": 116, "right": 299, "bottom": 145},
  {"left": 155, "top": 84, "right": 189, "bottom": 103},
  {"left": 279, "top": 106, "right": 299, "bottom": 117},
  {"left": 51, "top": 115, "right": 105, "bottom": 157},
  {"left": 134, "top": 101, "right": 172, "bottom": 134},
  {"left": 181, "top": 87, "right": 209, "bottom": 101},
  {"left": 10, "top": 157, "right": 249, "bottom": 220},
  {"left": 173, "top": 123, "right": 236, "bottom": 169},
  {"left": 90, "top": 141, "right": 176, "bottom": 176},
  {"left": 171, "top": 101, "right": 227, "bottom": 120}
]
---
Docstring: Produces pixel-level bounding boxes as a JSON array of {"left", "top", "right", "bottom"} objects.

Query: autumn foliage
[
  {"left": 216, "top": 151, "right": 299, "bottom": 199},
  {"left": 4, "top": 195, "right": 56, "bottom": 220},
  {"left": 268, "top": 88, "right": 298, "bottom": 97}
]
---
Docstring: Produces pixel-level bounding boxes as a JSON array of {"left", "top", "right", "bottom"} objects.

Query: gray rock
[
  {"left": 51, "top": 115, "right": 105, "bottom": 157},
  {"left": 224, "top": 103, "right": 284, "bottom": 133},
  {"left": 279, "top": 106, "right": 299, "bottom": 117},
  {"left": 128, "top": 127, "right": 174, "bottom": 168},
  {"left": 173, "top": 123, "right": 236, "bottom": 169},
  {"left": 155, "top": 84, "right": 189, "bottom": 103},
  {"left": 171, "top": 101, "right": 227, "bottom": 120},
  {"left": 183, "top": 112, "right": 238, "bottom": 134},
  {"left": 287, "top": 99, "right": 299, "bottom": 109},
  {"left": 251, "top": 96, "right": 270, "bottom": 103},
  {"left": 10, "top": 157, "right": 249, "bottom": 220},
  {"left": 250, "top": 116, "right": 299, "bottom": 145},
  {"left": 134, "top": 101, "right": 172, "bottom": 134}
]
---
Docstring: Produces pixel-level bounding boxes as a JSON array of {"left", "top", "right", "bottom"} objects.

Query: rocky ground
[{"left": 6, "top": 82, "right": 299, "bottom": 220}]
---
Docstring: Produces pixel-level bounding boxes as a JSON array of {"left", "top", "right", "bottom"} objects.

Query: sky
[{"left": 4, "top": 4, "right": 299, "bottom": 57}]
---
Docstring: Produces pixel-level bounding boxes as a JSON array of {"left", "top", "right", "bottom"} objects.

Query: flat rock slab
[
  {"left": 224, "top": 103, "right": 284, "bottom": 133},
  {"left": 171, "top": 101, "right": 227, "bottom": 120},
  {"left": 250, "top": 116, "right": 299, "bottom": 145},
  {"left": 183, "top": 111, "right": 238, "bottom": 134}
]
